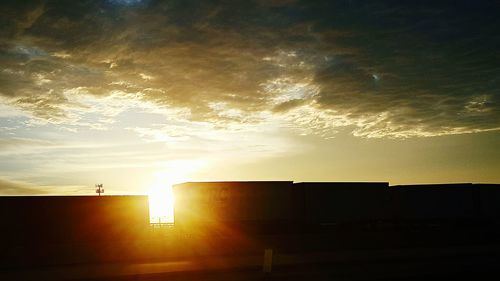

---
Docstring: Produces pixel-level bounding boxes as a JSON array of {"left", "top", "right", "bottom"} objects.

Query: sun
[
  {"left": 147, "top": 159, "right": 206, "bottom": 224},
  {"left": 148, "top": 185, "right": 175, "bottom": 224}
]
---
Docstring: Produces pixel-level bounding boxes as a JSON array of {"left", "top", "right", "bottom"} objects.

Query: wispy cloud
[{"left": 0, "top": 176, "right": 89, "bottom": 195}]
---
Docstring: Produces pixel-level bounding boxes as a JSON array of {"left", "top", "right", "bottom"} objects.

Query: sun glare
[
  {"left": 147, "top": 160, "right": 206, "bottom": 224},
  {"left": 149, "top": 185, "right": 175, "bottom": 224}
]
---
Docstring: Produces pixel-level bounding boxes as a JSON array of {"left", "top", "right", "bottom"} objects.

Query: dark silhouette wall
[
  {"left": 295, "top": 182, "right": 390, "bottom": 223},
  {"left": 173, "top": 182, "right": 500, "bottom": 233},
  {"left": 2, "top": 183, "right": 500, "bottom": 243},
  {"left": 173, "top": 181, "right": 296, "bottom": 232},
  {"left": 0, "top": 195, "right": 149, "bottom": 244},
  {"left": 1, "top": 183, "right": 500, "bottom": 268},
  {"left": 389, "top": 184, "right": 480, "bottom": 221}
]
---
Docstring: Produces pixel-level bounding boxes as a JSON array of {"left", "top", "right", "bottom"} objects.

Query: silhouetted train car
[
  {"left": 295, "top": 182, "right": 391, "bottom": 226},
  {"left": 478, "top": 184, "right": 500, "bottom": 222},
  {"left": 173, "top": 181, "right": 297, "bottom": 233},
  {"left": 389, "top": 184, "right": 481, "bottom": 224},
  {"left": 0, "top": 196, "right": 149, "bottom": 244}
]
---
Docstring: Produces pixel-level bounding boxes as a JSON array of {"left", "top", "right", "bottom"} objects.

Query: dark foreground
[
  {"left": 2, "top": 183, "right": 500, "bottom": 280},
  {"left": 1, "top": 244, "right": 499, "bottom": 281},
  {"left": 2, "top": 228, "right": 500, "bottom": 281}
]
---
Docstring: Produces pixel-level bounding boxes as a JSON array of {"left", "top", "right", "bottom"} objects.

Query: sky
[{"left": 0, "top": 0, "right": 499, "bottom": 195}]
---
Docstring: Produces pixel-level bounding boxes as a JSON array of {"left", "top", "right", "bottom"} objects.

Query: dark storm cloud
[
  {"left": 304, "top": 1, "right": 500, "bottom": 136},
  {"left": 0, "top": 0, "right": 499, "bottom": 137}
]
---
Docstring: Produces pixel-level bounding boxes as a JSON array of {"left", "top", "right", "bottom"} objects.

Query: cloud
[
  {"left": 0, "top": 177, "right": 48, "bottom": 195},
  {"left": 0, "top": 0, "right": 499, "bottom": 138},
  {"left": 0, "top": 176, "right": 93, "bottom": 195},
  {"left": 0, "top": 137, "right": 54, "bottom": 150},
  {"left": 303, "top": 1, "right": 500, "bottom": 137}
]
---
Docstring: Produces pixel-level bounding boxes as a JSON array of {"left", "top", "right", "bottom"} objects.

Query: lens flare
[
  {"left": 147, "top": 159, "right": 206, "bottom": 224},
  {"left": 148, "top": 185, "right": 174, "bottom": 224}
]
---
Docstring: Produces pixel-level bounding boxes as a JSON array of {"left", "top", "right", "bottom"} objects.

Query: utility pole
[{"left": 95, "top": 184, "right": 104, "bottom": 196}]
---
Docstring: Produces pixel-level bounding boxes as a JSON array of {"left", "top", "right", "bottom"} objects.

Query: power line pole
[{"left": 95, "top": 184, "right": 104, "bottom": 196}]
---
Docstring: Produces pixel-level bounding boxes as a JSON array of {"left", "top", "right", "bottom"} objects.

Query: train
[
  {"left": 1, "top": 182, "right": 499, "bottom": 241},
  {"left": 173, "top": 182, "right": 500, "bottom": 233},
  {"left": 1, "top": 182, "right": 499, "bottom": 267},
  {"left": 0, "top": 195, "right": 150, "bottom": 243}
]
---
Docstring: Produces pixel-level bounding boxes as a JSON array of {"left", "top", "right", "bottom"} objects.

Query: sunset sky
[{"left": 1, "top": 0, "right": 499, "bottom": 195}]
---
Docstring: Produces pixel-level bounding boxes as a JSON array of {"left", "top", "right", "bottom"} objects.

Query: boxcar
[
  {"left": 296, "top": 182, "right": 390, "bottom": 225},
  {"left": 173, "top": 181, "right": 297, "bottom": 233},
  {"left": 389, "top": 184, "right": 480, "bottom": 222},
  {"left": 0, "top": 195, "right": 150, "bottom": 243}
]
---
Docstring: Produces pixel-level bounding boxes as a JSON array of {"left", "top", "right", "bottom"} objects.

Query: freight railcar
[
  {"left": 389, "top": 184, "right": 481, "bottom": 222},
  {"left": 296, "top": 182, "right": 391, "bottom": 226},
  {"left": 173, "top": 181, "right": 392, "bottom": 233},
  {"left": 0, "top": 195, "right": 150, "bottom": 243},
  {"left": 479, "top": 184, "right": 500, "bottom": 224},
  {"left": 173, "top": 181, "right": 297, "bottom": 233},
  {"left": 173, "top": 182, "right": 500, "bottom": 234}
]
